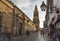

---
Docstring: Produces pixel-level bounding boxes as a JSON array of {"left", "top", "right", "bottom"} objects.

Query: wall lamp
[{"left": 40, "top": 1, "right": 59, "bottom": 13}]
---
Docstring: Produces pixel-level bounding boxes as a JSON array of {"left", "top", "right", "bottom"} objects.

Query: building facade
[
  {"left": 45, "top": 0, "right": 60, "bottom": 30},
  {"left": 53, "top": 0, "right": 60, "bottom": 29},
  {"left": 44, "top": 0, "right": 60, "bottom": 40},
  {"left": 0, "top": 0, "right": 36, "bottom": 36}
]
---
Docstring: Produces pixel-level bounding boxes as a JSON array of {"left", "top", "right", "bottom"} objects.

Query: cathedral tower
[{"left": 33, "top": 5, "right": 39, "bottom": 31}]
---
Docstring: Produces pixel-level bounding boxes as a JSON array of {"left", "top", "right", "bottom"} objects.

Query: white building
[{"left": 45, "top": 0, "right": 60, "bottom": 29}]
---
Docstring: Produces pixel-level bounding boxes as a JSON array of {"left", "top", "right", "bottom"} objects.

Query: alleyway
[{"left": 12, "top": 32, "right": 49, "bottom": 41}]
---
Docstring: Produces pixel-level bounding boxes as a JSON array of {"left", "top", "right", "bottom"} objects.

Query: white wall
[
  {"left": 53, "top": 0, "right": 60, "bottom": 28},
  {"left": 53, "top": 0, "right": 60, "bottom": 11},
  {"left": 48, "top": 0, "right": 60, "bottom": 27}
]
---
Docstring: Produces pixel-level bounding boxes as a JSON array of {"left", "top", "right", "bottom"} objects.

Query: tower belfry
[{"left": 33, "top": 5, "right": 39, "bottom": 31}]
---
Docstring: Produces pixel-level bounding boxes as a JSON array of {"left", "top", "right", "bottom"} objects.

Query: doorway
[{"left": 19, "top": 23, "right": 22, "bottom": 35}]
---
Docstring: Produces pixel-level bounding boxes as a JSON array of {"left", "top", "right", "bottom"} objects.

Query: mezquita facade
[{"left": 0, "top": 0, "right": 39, "bottom": 36}]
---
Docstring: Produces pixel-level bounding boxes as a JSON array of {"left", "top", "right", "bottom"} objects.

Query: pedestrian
[
  {"left": 26, "top": 30, "right": 30, "bottom": 36},
  {"left": 1, "top": 33, "right": 12, "bottom": 41},
  {"left": 1, "top": 26, "right": 12, "bottom": 41},
  {"left": 0, "top": 33, "right": 4, "bottom": 41},
  {"left": 56, "top": 29, "right": 60, "bottom": 41},
  {"left": 40, "top": 30, "right": 44, "bottom": 37},
  {"left": 52, "top": 31, "right": 57, "bottom": 41},
  {"left": 42, "top": 30, "right": 44, "bottom": 37},
  {"left": 40, "top": 30, "right": 43, "bottom": 37}
]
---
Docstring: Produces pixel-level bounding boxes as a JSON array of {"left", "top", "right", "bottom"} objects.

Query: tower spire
[
  {"left": 33, "top": 5, "right": 39, "bottom": 31},
  {"left": 34, "top": 5, "right": 38, "bottom": 13}
]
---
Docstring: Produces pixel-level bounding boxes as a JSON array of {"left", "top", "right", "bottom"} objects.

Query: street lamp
[
  {"left": 40, "top": 1, "right": 59, "bottom": 13},
  {"left": 40, "top": 1, "right": 47, "bottom": 11}
]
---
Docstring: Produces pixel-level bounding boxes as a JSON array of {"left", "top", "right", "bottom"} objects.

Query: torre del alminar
[{"left": 33, "top": 5, "right": 39, "bottom": 31}]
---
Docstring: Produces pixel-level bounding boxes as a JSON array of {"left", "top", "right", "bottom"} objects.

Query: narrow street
[
  {"left": 12, "top": 32, "right": 49, "bottom": 41},
  {"left": 0, "top": 32, "right": 49, "bottom": 41},
  {"left": 0, "top": 0, "right": 60, "bottom": 41}
]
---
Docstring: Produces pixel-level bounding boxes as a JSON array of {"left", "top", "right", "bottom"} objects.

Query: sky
[{"left": 12, "top": 0, "right": 46, "bottom": 28}]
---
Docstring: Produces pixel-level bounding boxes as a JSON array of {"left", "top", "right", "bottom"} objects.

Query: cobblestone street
[
  {"left": 12, "top": 32, "right": 49, "bottom": 41},
  {"left": 0, "top": 32, "right": 49, "bottom": 41}
]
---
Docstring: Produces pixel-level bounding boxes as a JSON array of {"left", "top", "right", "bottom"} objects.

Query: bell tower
[{"left": 33, "top": 5, "right": 39, "bottom": 31}]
